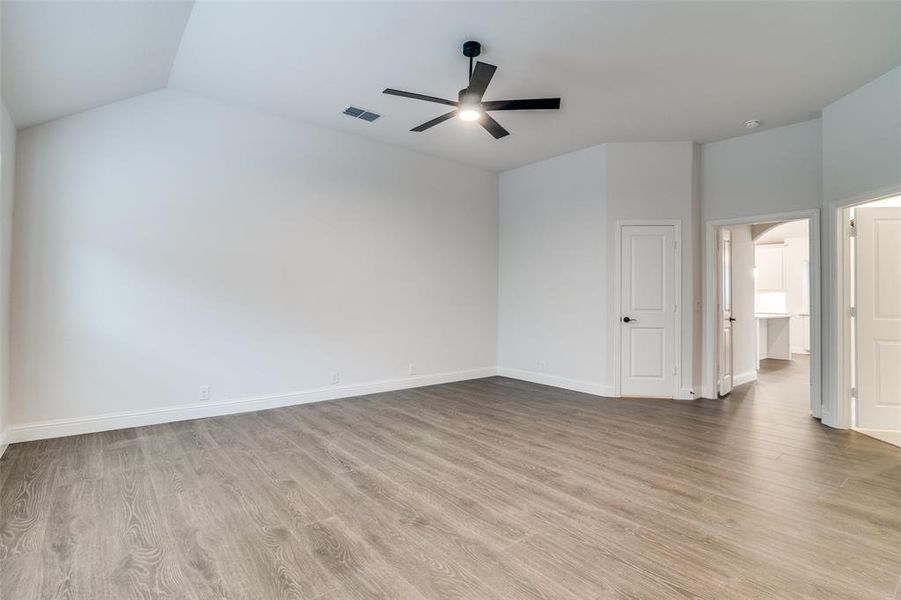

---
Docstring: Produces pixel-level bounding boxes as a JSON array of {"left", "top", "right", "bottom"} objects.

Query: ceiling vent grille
[{"left": 343, "top": 106, "right": 380, "bottom": 122}]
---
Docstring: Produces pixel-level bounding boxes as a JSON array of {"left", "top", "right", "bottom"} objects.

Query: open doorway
[
  {"left": 717, "top": 219, "right": 812, "bottom": 410},
  {"left": 839, "top": 195, "right": 901, "bottom": 447}
]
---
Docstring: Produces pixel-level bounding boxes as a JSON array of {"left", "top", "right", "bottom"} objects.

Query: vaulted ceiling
[{"left": 3, "top": 1, "right": 900, "bottom": 171}]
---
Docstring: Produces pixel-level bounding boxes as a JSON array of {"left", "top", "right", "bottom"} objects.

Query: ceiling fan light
[{"left": 458, "top": 107, "right": 481, "bottom": 121}]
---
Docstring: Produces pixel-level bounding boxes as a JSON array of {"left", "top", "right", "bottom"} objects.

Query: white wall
[
  {"left": 823, "top": 67, "right": 901, "bottom": 205},
  {"left": 10, "top": 89, "right": 499, "bottom": 430},
  {"left": 701, "top": 119, "right": 823, "bottom": 222},
  {"left": 497, "top": 145, "right": 608, "bottom": 392},
  {"left": 0, "top": 100, "right": 15, "bottom": 449},
  {"left": 727, "top": 225, "right": 757, "bottom": 385}
]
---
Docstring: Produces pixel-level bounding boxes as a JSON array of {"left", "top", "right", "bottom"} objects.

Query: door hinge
[
  {"left": 850, "top": 387, "right": 857, "bottom": 399},
  {"left": 849, "top": 306, "right": 857, "bottom": 318},
  {"left": 849, "top": 219, "right": 856, "bottom": 238}
]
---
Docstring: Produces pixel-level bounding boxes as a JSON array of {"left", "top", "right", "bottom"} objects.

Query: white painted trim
[
  {"left": 498, "top": 367, "right": 615, "bottom": 397},
  {"left": 613, "top": 220, "right": 683, "bottom": 400},
  {"left": 0, "top": 428, "right": 9, "bottom": 459},
  {"left": 702, "top": 209, "right": 821, "bottom": 422},
  {"left": 6, "top": 367, "right": 498, "bottom": 444},
  {"left": 733, "top": 370, "right": 758, "bottom": 387},
  {"left": 677, "top": 387, "right": 700, "bottom": 401},
  {"left": 829, "top": 184, "right": 901, "bottom": 429}
]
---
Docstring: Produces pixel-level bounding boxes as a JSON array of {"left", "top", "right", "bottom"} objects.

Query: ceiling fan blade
[
  {"left": 482, "top": 98, "right": 561, "bottom": 111},
  {"left": 411, "top": 110, "right": 458, "bottom": 132},
  {"left": 480, "top": 113, "right": 509, "bottom": 139},
  {"left": 466, "top": 62, "right": 497, "bottom": 101},
  {"left": 383, "top": 89, "right": 458, "bottom": 107}
]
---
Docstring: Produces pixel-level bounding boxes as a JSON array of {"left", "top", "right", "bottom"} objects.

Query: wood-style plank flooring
[{"left": 3, "top": 357, "right": 901, "bottom": 599}]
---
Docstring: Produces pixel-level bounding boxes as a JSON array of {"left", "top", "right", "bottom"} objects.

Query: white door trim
[
  {"left": 702, "top": 209, "right": 821, "bottom": 419},
  {"left": 614, "top": 220, "right": 682, "bottom": 399},
  {"left": 829, "top": 184, "right": 901, "bottom": 429}
]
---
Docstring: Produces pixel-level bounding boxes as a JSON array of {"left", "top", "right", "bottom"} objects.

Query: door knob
[
  {"left": 728, "top": 317, "right": 737, "bottom": 322},
  {"left": 622, "top": 316, "right": 636, "bottom": 323}
]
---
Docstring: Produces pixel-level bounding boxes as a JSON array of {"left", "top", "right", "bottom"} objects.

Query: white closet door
[
  {"left": 855, "top": 207, "right": 901, "bottom": 432},
  {"left": 719, "top": 229, "right": 734, "bottom": 396},
  {"left": 620, "top": 225, "right": 677, "bottom": 398}
]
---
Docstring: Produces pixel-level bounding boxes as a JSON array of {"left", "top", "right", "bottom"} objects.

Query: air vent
[{"left": 343, "top": 106, "right": 380, "bottom": 122}]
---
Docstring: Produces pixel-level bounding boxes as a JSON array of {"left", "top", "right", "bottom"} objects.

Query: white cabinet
[{"left": 755, "top": 244, "right": 784, "bottom": 292}]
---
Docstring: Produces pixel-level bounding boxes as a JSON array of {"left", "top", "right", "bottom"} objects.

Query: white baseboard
[
  {"left": 853, "top": 428, "right": 901, "bottom": 448},
  {"left": 6, "top": 367, "right": 498, "bottom": 444},
  {"left": 497, "top": 367, "right": 615, "bottom": 397},
  {"left": 734, "top": 370, "right": 758, "bottom": 386},
  {"left": 791, "top": 347, "right": 810, "bottom": 356}
]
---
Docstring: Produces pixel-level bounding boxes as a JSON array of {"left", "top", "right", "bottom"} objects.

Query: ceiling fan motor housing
[
  {"left": 462, "top": 40, "right": 481, "bottom": 58},
  {"left": 458, "top": 88, "right": 478, "bottom": 104}
]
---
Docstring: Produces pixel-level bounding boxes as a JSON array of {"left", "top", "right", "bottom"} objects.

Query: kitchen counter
[{"left": 756, "top": 314, "right": 791, "bottom": 362}]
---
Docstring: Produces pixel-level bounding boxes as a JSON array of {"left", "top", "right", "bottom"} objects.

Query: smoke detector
[{"left": 744, "top": 119, "right": 761, "bottom": 130}]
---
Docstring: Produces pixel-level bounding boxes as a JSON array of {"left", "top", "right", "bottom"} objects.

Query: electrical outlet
[
  {"left": 330, "top": 371, "right": 340, "bottom": 385},
  {"left": 538, "top": 360, "right": 547, "bottom": 371},
  {"left": 199, "top": 385, "right": 210, "bottom": 401},
  {"left": 408, "top": 363, "right": 416, "bottom": 376}
]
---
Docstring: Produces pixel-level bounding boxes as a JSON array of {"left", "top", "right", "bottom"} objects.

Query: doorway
[
  {"left": 701, "top": 209, "right": 823, "bottom": 419},
  {"left": 840, "top": 195, "right": 901, "bottom": 447},
  {"left": 717, "top": 219, "right": 813, "bottom": 405}
]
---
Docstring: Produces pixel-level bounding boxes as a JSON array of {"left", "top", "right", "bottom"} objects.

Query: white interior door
[
  {"left": 620, "top": 225, "right": 677, "bottom": 398},
  {"left": 719, "top": 229, "right": 734, "bottom": 396},
  {"left": 855, "top": 206, "right": 901, "bottom": 433}
]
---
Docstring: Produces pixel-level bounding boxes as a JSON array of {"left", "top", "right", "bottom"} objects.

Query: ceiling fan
[{"left": 383, "top": 41, "right": 561, "bottom": 139}]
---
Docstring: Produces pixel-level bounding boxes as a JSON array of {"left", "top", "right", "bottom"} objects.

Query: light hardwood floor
[{"left": 2, "top": 358, "right": 900, "bottom": 599}]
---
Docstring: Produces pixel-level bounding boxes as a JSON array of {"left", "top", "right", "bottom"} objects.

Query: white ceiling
[
  {"left": 1, "top": 1, "right": 193, "bottom": 128},
  {"left": 3, "top": 1, "right": 900, "bottom": 171}
]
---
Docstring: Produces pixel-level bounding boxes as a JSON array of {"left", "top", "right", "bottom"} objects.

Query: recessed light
[{"left": 744, "top": 119, "right": 761, "bottom": 130}]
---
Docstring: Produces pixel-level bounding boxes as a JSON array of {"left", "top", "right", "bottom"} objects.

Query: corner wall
[
  {"left": 821, "top": 65, "right": 901, "bottom": 428},
  {"left": 9, "top": 89, "right": 499, "bottom": 439},
  {"left": 0, "top": 100, "right": 15, "bottom": 452},
  {"left": 497, "top": 145, "right": 609, "bottom": 393},
  {"left": 606, "top": 142, "right": 701, "bottom": 398},
  {"left": 498, "top": 141, "right": 702, "bottom": 397}
]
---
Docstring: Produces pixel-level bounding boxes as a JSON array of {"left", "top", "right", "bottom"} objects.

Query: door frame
[
  {"left": 830, "top": 184, "right": 901, "bottom": 429},
  {"left": 613, "top": 220, "right": 682, "bottom": 399},
  {"left": 702, "top": 209, "right": 821, "bottom": 417}
]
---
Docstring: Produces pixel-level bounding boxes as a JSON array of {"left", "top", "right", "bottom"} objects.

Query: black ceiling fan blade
[
  {"left": 482, "top": 98, "right": 561, "bottom": 111},
  {"left": 411, "top": 110, "right": 458, "bottom": 132},
  {"left": 480, "top": 114, "right": 509, "bottom": 139},
  {"left": 466, "top": 62, "right": 497, "bottom": 101},
  {"left": 383, "top": 89, "right": 458, "bottom": 107}
]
